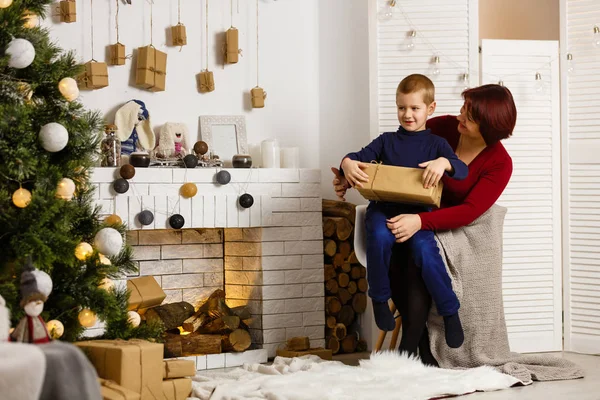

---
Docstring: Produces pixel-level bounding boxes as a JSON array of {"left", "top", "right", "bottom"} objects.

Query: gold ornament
[
  {"left": 12, "top": 187, "right": 32, "bottom": 208},
  {"left": 22, "top": 10, "right": 39, "bottom": 28},
  {"left": 98, "top": 277, "right": 114, "bottom": 291},
  {"left": 58, "top": 77, "right": 79, "bottom": 101},
  {"left": 127, "top": 311, "right": 141, "bottom": 328},
  {"left": 78, "top": 308, "right": 97, "bottom": 328},
  {"left": 75, "top": 242, "right": 93, "bottom": 260},
  {"left": 17, "top": 82, "right": 33, "bottom": 101},
  {"left": 104, "top": 214, "right": 122, "bottom": 226},
  {"left": 0, "top": 0, "right": 13, "bottom": 9},
  {"left": 98, "top": 254, "right": 111, "bottom": 265},
  {"left": 56, "top": 177, "right": 76, "bottom": 200},
  {"left": 180, "top": 182, "right": 198, "bottom": 198},
  {"left": 46, "top": 320, "right": 64, "bottom": 339}
]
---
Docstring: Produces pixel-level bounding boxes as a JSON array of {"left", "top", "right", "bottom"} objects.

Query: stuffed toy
[
  {"left": 153, "top": 122, "right": 190, "bottom": 159},
  {"left": 114, "top": 99, "right": 156, "bottom": 158},
  {"left": 0, "top": 295, "right": 9, "bottom": 342},
  {"left": 10, "top": 258, "right": 53, "bottom": 344}
]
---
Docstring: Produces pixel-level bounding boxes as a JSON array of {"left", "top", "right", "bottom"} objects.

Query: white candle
[
  {"left": 261, "top": 139, "right": 280, "bottom": 168},
  {"left": 281, "top": 147, "right": 299, "bottom": 168}
]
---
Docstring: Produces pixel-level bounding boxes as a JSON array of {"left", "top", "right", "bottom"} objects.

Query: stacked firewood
[
  {"left": 159, "top": 289, "right": 252, "bottom": 358},
  {"left": 322, "top": 200, "right": 368, "bottom": 354}
]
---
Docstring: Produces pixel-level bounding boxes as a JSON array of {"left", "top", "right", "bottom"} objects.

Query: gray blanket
[{"left": 429, "top": 205, "right": 585, "bottom": 385}]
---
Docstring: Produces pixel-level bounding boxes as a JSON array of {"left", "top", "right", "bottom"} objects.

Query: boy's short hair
[{"left": 396, "top": 74, "right": 435, "bottom": 105}]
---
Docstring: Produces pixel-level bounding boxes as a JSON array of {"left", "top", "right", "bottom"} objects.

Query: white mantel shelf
[{"left": 90, "top": 167, "right": 322, "bottom": 230}]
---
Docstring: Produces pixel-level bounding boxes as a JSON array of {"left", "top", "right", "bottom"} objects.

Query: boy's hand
[
  {"left": 419, "top": 157, "right": 450, "bottom": 189},
  {"left": 331, "top": 167, "right": 350, "bottom": 201},
  {"left": 341, "top": 158, "right": 370, "bottom": 188}
]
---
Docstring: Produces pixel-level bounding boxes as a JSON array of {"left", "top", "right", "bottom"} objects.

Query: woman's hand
[
  {"left": 386, "top": 214, "right": 422, "bottom": 243},
  {"left": 419, "top": 157, "right": 451, "bottom": 189},
  {"left": 331, "top": 167, "right": 350, "bottom": 201},
  {"left": 341, "top": 158, "right": 370, "bottom": 188}
]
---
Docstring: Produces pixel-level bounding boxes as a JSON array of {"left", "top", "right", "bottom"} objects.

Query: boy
[{"left": 340, "top": 74, "right": 467, "bottom": 348}]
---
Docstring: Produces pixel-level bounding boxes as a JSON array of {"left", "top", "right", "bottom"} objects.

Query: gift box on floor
[
  {"left": 59, "top": 0, "right": 76, "bottom": 23},
  {"left": 226, "top": 28, "right": 240, "bottom": 64},
  {"left": 357, "top": 163, "right": 443, "bottom": 208},
  {"left": 76, "top": 340, "right": 166, "bottom": 400},
  {"left": 171, "top": 24, "right": 187, "bottom": 46},
  {"left": 136, "top": 46, "right": 167, "bottom": 92},
  {"left": 162, "top": 359, "right": 196, "bottom": 379},
  {"left": 110, "top": 43, "right": 126, "bottom": 66},
  {"left": 162, "top": 378, "right": 192, "bottom": 400},
  {"left": 99, "top": 378, "right": 141, "bottom": 400},
  {"left": 127, "top": 276, "right": 166, "bottom": 313},
  {"left": 78, "top": 61, "right": 109, "bottom": 90}
]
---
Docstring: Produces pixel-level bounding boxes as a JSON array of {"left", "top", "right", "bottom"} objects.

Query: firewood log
[
  {"left": 322, "top": 199, "right": 356, "bottom": 225},
  {"left": 359, "top": 266, "right": 366, "bottom": 278},
  {"left": 144, "top": 301, "right": 195, "bottom": 331},
  {"left": 326, "top": 316, "right": 337, "bottom": 329},
  {"left": 222, "top": 329, "right": 252, "bottom": 352},
  {"left": 337, "top": 288, "right": 352, "bottom": 305},
  {"left": 357, "top": 278, "right": 368, "bottom": 293},
  {"left": 287, "top": 336, "right": 311, "bottom": 351},
  {"left": 197, "top": 315, "right": 240, "bottom": 334},
  {"left": 332, "top": 323, "right": 347, "bottom": 340},
  {"left": 164, "top": 333, "right": 183, "bottom": 358},
  {"left": 182, "top": 313, "right": 210, "bottom": 333},
  {"left": 352, "top": 292, "right": 367, "bottom": 314},
  {"left": 338, "top": 241, "right": 351, "bottom": 259},
  {"left": 324, "top": 264, "right": 336, "bottom": 281},
  {"left": 181, "top": 332, "right": 222, "bottom": 355},
  {"left": 350, "top": 266, "right": 361, "bottom": 280},
  {"left": 230, "top": 305, "right": 252, "bottom": 321},
  {"left": 341, "top": 332, "right": 358, "bottom": 353},
  {"left": 333, "top": 253, "right": 344, "bottom": 269},
  {"left": 341, "top": 262, "right": 351, "bottom": 273},
  {"left": 338, "top": 272, "right": 350, "bottom": 288},
  {"left": 326, "top": 296, "right": 342, "bottom": 315},
  {"left": 338, "top": 305, "right": 355, "bottom": 327},
  {"left": 323, "top": 239, "right": 337, "bottom": 257},
  {"left": 327, "top": 336, "right": 340, "bottom": 354},
  {"left": 330, "top": 217, "right": 353, "bottom": 241},
  {"left": 322, "top": 218, "right": 336, "bottom": 238},
  {"left": 326, "top": 278, "right": 339, "bottom": 294},
  {"left": 347, "top": 280, "right": 357, "bottom": 295}
]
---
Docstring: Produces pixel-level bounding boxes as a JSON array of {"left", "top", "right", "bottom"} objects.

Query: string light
[
  {"left": 461, "top": 73, "right": 470, "bottom": 92},
  {"left": 0, "top": 0, "right": 13, "bottom": 8},
  {"left": 498, "top": 79, "right": 505, "bottom": 87},
  {"left": 592, "top": 26, "right": 600, "bottom": 49},
  {"left": 566, "top": 53, "right": 576, "bottom": 75},
  {"left": 405, "top": 30, "right": 416, "bottom": 51},
  {"left": 429, "top": 55, "right": 441, "bottom": 78},
  {"left": 534, "top": 72, "right": 547, "bottom": 95},
  {"left": 378, "top": 0, "right": 396, "bottom": 22},
  {"left": 22, "top": 10, "right": 39, "bottom": 28},
  {"left": 78, "top": 308, "right": 97, "bottom": 328},
  {"left": 75, "top": 242, "right": 93, "bottom": 261}
]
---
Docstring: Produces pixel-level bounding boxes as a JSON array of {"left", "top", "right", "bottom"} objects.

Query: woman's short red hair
[{"left": 463, "top": 84, "right": 517, "bottom": 146}]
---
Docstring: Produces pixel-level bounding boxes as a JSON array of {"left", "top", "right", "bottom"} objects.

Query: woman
[{"left": 333, "top": 84, "right": 516, "bottom": 362}]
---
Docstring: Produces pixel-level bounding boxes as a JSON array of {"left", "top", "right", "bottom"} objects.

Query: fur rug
[{"left": 190, "top": 352, "right": 520, "bottom": 400}]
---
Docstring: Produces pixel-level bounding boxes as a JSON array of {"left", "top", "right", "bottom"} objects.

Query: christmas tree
[{"left": 0, "top": 0, "right": 162, "bottom": 341}]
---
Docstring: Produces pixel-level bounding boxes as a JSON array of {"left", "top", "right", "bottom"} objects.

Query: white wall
[{"left": 44, "top": 0, "right": 320, "bottom": 169}]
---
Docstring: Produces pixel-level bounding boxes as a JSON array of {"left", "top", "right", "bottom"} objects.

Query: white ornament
[
  {"left": 6, "top": 38, "right": 35, "bottom": 69},
  {"left": 56, "top": 178, "right": 76, "bottom": 200},
  {"left": 58, "top": 77, "right": 79, "bottom": 101},
  {"left": 39, "top": 123, "right": 69, "bottom": 152},
  {"left": 94, "top": 228, "right": 123, "bottom": 257},
  {"left": 31, "top": 269, "right": 53, "bottom": 297},
  {"left": 127, "top": 311, "right": 141, "bottom": 328},
  {"left": 0, "top": 0, "right": 13, "bottom": 8}
]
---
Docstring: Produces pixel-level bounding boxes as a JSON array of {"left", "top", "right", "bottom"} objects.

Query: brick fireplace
[{"left": 88, "top": 167, "right": 325, "bottom": 363}]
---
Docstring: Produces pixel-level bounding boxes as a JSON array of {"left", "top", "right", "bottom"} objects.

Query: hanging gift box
[
  {"left": 136, "top": 46, "right": 167, "bottom": 92},
  {"left": 197, "top": 71, "right": 215, "bottom": 93},
  {"left": 225, "top": 27, "right": 240, "bottom": 64},
  {"left": 59, "top": 0, "right": 76, "bottom": 23},
  {"left": 251, "top": 87, "right": 266, "bottom": 108},
  {"left": 171, "top": 24, "right": 187, "bottom": 46},
  {"left": 77, "top": 61, "right": 109, "bottom": 90},
  {"left": 109, "top": 43, "right": 126, "bottom": 66}
]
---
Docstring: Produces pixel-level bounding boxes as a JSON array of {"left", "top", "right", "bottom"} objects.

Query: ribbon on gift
[
  {"left": 361, "top": 161, "right": 383, "bottom": 201},
  {"left": 56, "top": 0, "right": 76, "bottom": 22},
  {"left": 198, "top": 70, "right": 215, "bottom": 93},
  {"left": 109, "top": 42, "right": 130, "bottom": 65},
  {"left": 99, "top": 379, "right": 133, "bottom": 400}
]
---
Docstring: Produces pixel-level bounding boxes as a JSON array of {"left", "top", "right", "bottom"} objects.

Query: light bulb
[
  {"left": 430, "top": 56, "right": 441, "bottom": 78},
  {"left": 377, "top": 0, "right": 396, "bottom": 22},
  {"left": 12, "top": 187, "right": 32, "bottom": 208},
  {"left": 461, "top": 73, "right": 470, "bottom": 92},
  {"left": 498, "top": 79, "right": 505, "bottom": 87},
  {"left": 98, "top": 277, "right": 114, "bottom": 291},
  {"left": 0, "top": 0, "right": 13, "bottom": 9},
  {"left": 47, "top": 320, "right": 64, "bottom": 339},
  {"left": 592, "top": 26, "right": 600, "bottom": 49},
  {"left": 78, "top": 308, "right": 97, "bottom": 328},
  {"left": 566, "top": 53, "right": 576, "bottom": 75},
  {"left": 75, "top": 242, "right": 93, "bottom": 261},
  {"left": 23, "top": 11, "right": 39, "bottom": 28},
  {"left": 58, "top": 77, "right": 79, "bottom": 102},
  {"left": 127, "top": 311, "right": 141, "bottom": 328},
  {"left": 56, "top": 177, "right": 76, "bottom": 200},
  {"left": 405, "top": 30, "right": 417, "bottom": 51},
  {"left": 534, "top": 72, "right": 547, "bottom": 94},
  {"left": 98, "top": 254, "right": 111, "bottom": 265}
]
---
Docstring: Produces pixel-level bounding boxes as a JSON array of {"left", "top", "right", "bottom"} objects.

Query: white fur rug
[{"left": 190, "top": 352, "right": 520, "bottom": 400}]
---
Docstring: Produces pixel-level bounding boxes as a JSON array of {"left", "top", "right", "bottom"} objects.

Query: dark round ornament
[
  {"left": 120, "top": 164, "right": 136, "bottom": 180},
  {"left": 239, "top": 193, "right": 254, "bottom": 209},
  {"left": 193, "top": 141, "right": 209, "bottom": 156},
  {"left": 216, "top": 170, "right": 231, "bottom": 185},
  {"left": 169, "top": 214, "right": 185, "bottom": 229},
  {"left": 113, "top": 178, "right": 129, "bottom": 194},
  {"left": 183, "top": 154, "right": 199, "bottom": 169},
  {"left": 138, "top": 210, "right": 154, "bottom": 226}
]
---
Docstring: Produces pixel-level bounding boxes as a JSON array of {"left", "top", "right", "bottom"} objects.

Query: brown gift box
[
  {"left": 357, "top": 163, "right": 443, "bottom": 208},
  {"left": 251, "top": 87, "right": 266, "bottom": 108},
  {"left": 162, "top": 359, "right": 196, "bottom": 379},
  {"left": 99, "top": 378, "right": 141, "bottom": 400},
  {"left": 110, "top": 43, "right": 126, "bottom": 66},
  {"left": 197, "top": 71, "right": 215, "bottom": 93},
  {"left": 171, "top": 24, "right": 187, "bottom": 46},
  {"left": 59, "top": 0, "right": 76, "bottom": 23},
  {"left": 76, "top": 340, "right": 166, "bottom": 400},
  {"left": 78, "top": 61, "right": 109, "bottom": 90},
  {"left": 136, "top": 46, "right": 167, "bottom": 92},
  {"left": 162, "top": 378, "right": 192, "bottom": 400},
  {"left": 226, "top": 28, "right": 240, "bottom": 64},
  {"left": 127, "top": 276, "right": 166, "bottom": 313}
]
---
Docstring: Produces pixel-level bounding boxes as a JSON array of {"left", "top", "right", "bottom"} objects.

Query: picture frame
[{"left": 199, "top": 115, "right": 248, "bottom": 167}]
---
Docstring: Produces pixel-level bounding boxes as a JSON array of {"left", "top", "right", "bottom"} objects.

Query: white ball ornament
[
  {"left": 39, "top": 122, "right": 69, "bottom": 152},
  {"left": 94, "top": 228, "right": 123, "bottom": 257},
  {"left": 0, "top": 0, "right": 13, "bottom": 8},
  {"left": 46, "top": 320, "right": 64, "bottom": 339},
  {"left": 6, "top": 38, "right": 35, "bottom": 69},
  {"left": 58, "top": 77, "right": 79, "bottom": 101},
  {"left": 56, "top": 178, "right": 76, "bottom": 200},
  {"left": 127, "top": 311, "right": 141, "bottom": 328}
]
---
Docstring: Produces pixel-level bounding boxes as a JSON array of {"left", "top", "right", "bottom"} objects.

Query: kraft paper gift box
[
  {"left": 76, "top": 340, "right": 166, "bottom": 400},
  {"left": 171, "top": 24, "right": 187, "bottom": 46},
  {"left": 357, "top": 163, "right": 443, "bottom": 208},
  {"left": 78, "top": 61, "right": 109, "bottom": 90},
  {"left": 226, "top": 28, "right": 240, "bottom": 64},
  {"left": 109, "top": 43, "right": 126, "bottom": 66},
  {"left": 59, "top": 0, "right": 76, "bottom": 23},
  {"left": 99, "top": 378, "right": 141, "bottom": 400},
  {"left": 251, "top": 87, "right": 266, "bottom": 108},
  {"left": 162, "top": 378, "right": 192, "bottom": 400},
  {"left": 127, "top": 276, "right": 166, "bottom": 313},
  {"left": 136, "top": 46, "right": 167, "bottom": 92},
  {"left": 162, "top": 359, "right": 196, "bottom": 379},
  {"left": 197, "top": 71, "right": 215, "bottom": 93}
]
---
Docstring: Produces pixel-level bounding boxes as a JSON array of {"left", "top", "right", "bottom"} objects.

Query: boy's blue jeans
[{"left": 365, "top": 202, "right": 459, "bottom": 316}]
